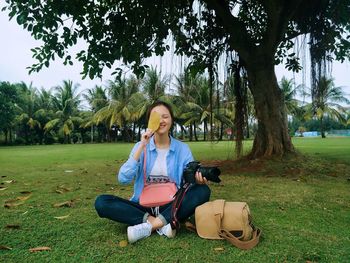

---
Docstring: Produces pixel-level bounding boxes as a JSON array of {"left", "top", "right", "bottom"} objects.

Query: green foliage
[
  {"left": 42, "top": 80, "right": 82, "bottom": 142},
  {"left": 307, "top": 77, "right": 349, "bottom": 137},
  {"left": 279, "top": 77, "right": 303, "bottom": 116},
  {"left": 4, "top": 0, "right": 350, "bottom": 156},
  {"left": 4, "top": 1, "right": 350, "bottom": 78},
  {"left": 0, "top": 82, "right": 19, "bottom": 133}
]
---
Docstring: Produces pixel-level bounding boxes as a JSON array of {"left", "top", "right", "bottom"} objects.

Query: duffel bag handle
[{"left": 219, "top": 227, "right": 262, "bottom": 250}]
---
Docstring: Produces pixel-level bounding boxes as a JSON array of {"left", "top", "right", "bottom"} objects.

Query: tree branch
[
  {"left": 259, "top": 0, "right": 304, "bottom": 51},
  {"left": 203, "top": 0, "right": 255, "bottom": 60}
]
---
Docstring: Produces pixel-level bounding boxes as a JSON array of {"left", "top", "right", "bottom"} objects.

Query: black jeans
[{"left": 95, "top": 184, "right": 210, "bottom": 226}]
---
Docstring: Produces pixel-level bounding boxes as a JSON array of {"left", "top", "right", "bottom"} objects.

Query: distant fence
[
  {"left": 295, "top": 130, "right": 350, "bottom": 137},
  {"left": 328, "top": 129, "right": 350, "bottom": 137}
]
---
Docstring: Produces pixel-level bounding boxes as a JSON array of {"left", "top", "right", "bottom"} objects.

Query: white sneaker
[
  {"left": 127, "top": 221, "right": 152, "bottom": 243},
  {"left": 157, "top": 223, "right": 176, "bottom": 238}
]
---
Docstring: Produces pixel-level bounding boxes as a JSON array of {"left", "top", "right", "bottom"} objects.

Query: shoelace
[
  {"left": 151, "top": 206, "right": 160, "bottom": 217},
  {"left": 151, "top": 207, "right": 172, "bottom": 236},
  {"left": 152, "top": 207, "right": 165, "bottom": 236}
]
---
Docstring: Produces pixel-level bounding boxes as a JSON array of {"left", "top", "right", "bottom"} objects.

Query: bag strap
[
  {"left": 171, "top": 182, "right": 191, "bottom": 230},
  {"left": 219, "top": 227, "right": 262, "bottom": 250},
  {"left": 184, "top": 220, "right": 262, "bottom": 250},
  {"left": 213, "top": 199, "right": 225, "bottom": 230},
  {"left": 143, "top": 148, "right": 147, "bottom": 185}
]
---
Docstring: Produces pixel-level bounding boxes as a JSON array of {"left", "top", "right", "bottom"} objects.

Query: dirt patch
[
  {"left": 202, "top": 155, "right": 350, "bottom": 179},
  {"left": 201, "top": 159, "right": 266, "bottom": 175}
]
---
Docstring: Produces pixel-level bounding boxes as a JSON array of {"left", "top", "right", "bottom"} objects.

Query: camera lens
[{"left": 198, "top": 166, "right": 221, "bottom": 183}]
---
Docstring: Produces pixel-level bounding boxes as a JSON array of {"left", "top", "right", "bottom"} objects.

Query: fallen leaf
[
  {"left": 118, "top": 240, "right": 128, "bottom": 247},
  {"left": 54, "top": 215, "right": 70, "bottom": 220},
  {"left": 29, "top": 246, "right": 51, "bottom": 252},
  {"left": 64, "top": 170, "right": 73, "bottom": 173},
  {"left": 55, "top": 186, "right": 71, "bottom": 194},
  {"left": 17, "top": 194, "right": 32, "bottom": 201},
  {"left": 5, "top": 224, "right": 20, "bottom": 229},
  {"left": 4, "top": 180, "right": 15, "bottom": 184},
  {"left": 0, "top": 187, "right": 7, "bottom": 191},
  {"left": 4, "top": 199, "right": 25, "bottom": 208},
  {"left": 0, "top": 245, "right": 12, "bottom": 250},
  {"left": 3, "top": 194, "right": 32, "bottom": 208},
  {"left": 214, "top": 247, "right": 225, "bottom": 251},
  {"left": 53, "top": 200, "right": 73, "bottom": 208}
]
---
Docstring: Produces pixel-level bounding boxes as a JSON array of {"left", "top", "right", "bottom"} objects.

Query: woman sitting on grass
[{"left": 95, "top": 101, "right": 211, "bottom": 243}]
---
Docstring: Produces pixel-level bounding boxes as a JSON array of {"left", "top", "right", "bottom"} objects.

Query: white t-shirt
[{"left": 149, "top": 148, "right": 169, "bottom": 181}]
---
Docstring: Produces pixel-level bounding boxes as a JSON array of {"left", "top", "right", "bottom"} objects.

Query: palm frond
[{"left": 44, "top": 118, "right": 60, "bottom": 132}]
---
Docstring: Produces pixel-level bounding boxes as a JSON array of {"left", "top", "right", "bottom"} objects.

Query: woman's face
[{"left": 150, "top": 105, "right": 172, "bottom": 135}]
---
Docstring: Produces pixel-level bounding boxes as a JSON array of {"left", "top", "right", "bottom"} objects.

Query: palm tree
[
  {"left": 142, "top": 67, "right": 169, "bottom": 102},
  {"left": 44, "top": 80, "right": 81, "bottom": 143},
  {"left": 180, "top": 75, "right": 233, "bottom": 141},
  {"left": 174, "top": 70, "right": 201, "bottom": 140},
  {"left": 308, "top": 77, "right": 349, "bottom": 138},
  {"left": 33, "top": 88, "right": 55, "bottom": 144},
  {"left": 83, "top": 85, "right": 108, "bottom": 142},
  {"left": 94, "top": 76, "right": 145, "bottom": 142},
  {"left": 279, "top": 77, "right": 303, "bottom": 117},
  {"left": 14, "top": 82, "right": 42, "bottom": 144},
  {"left": 83, "top": 85, "right": 108, "bottom": 112}
]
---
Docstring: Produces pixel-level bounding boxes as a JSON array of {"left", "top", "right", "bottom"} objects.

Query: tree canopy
[
  {"left": 4, "top": 0, "right": 349, "bottom": 77},
  {"left": 4, "top": 0, "right": 350, "bottom": 157}
]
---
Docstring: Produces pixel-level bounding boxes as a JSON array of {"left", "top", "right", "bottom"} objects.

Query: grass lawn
[{"left": 0, "top": 138, "right": 349, "bottom": 262}]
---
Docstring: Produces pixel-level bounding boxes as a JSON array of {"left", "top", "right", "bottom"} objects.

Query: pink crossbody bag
[{"left": 139, "top": 149, "right": 177, "bottom": 207}]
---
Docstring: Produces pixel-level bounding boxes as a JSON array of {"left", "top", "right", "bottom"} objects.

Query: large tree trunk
[{"left": 246, "top": 64, "right": 294, "bottom": 158}]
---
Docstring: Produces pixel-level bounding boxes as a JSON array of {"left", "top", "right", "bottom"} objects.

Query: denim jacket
[{"left": 117, "top": 136, "right": 194, "bottom": 203}]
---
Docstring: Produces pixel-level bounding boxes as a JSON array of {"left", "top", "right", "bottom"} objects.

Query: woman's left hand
[{"left": 195, "top": 171, "right": 208, "bottom": 185}]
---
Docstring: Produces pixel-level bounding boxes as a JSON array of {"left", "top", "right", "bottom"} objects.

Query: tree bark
[
  {"left": 4, "top": 129, "right": 8, "bottom": 144},
  {"left": 9, "top": 129, "right": 13, "bottom": 143},
  {"left": 320, "top": 116, "right": 326, "bottom": 138},
  {"left": 219, "top": 122, "right": 223, "bottom": 141},
  {"left": 193, "top": 122, "right": 198, "bottom": 141},
  {"left": 189, "top": 124, "right": 193, "bottom": 141},
  {"left": 203, "top": 121, "right": 207, "bottom": 141},
  {"left": 246, "top": 63, "right": 295, "bottom": 158}
]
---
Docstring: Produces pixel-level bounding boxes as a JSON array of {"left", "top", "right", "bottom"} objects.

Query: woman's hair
[{"left": 146, "top": 101, "right": 174, "bottom": 127}]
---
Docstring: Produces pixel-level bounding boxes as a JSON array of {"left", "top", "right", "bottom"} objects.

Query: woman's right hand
[
  {"left": 133, "top": 129, "right": 154, "bottom": 161},
  {"left": 140, "top": 129, "right": 154, "bottom": 147}
]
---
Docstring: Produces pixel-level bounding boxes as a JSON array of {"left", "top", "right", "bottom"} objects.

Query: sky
[{"left": 1, "top": 9, "right": 349, "bottom": 101}]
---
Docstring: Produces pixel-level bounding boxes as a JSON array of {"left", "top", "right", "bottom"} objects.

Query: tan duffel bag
[{"left": 194, "top": 199, "right": 261, "bottom": 250}]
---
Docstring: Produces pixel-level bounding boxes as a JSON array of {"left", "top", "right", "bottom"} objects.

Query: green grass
[{"left": 1, "top": 138, "right": 350, "bottom": 262}]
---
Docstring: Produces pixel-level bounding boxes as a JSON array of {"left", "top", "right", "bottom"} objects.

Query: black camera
[{"left": 183, "top": 161, "right": 221, "bottom": 184}]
